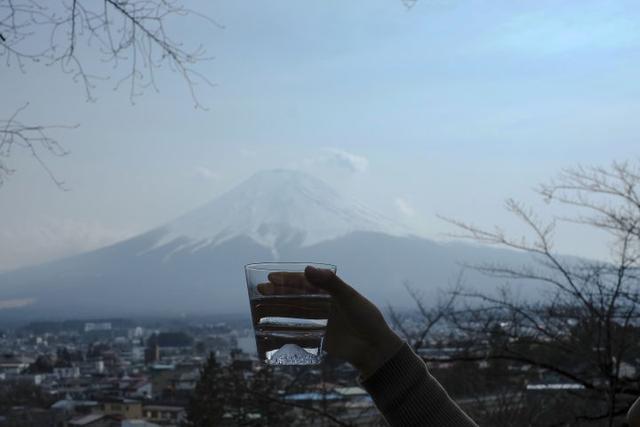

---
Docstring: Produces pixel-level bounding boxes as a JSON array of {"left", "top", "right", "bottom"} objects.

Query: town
[
  {"left": 3, "top": 307, "right": 636, "bottom": 426},
  {"left": 0, "top": 315, "right": 387, "bottom": 426}
]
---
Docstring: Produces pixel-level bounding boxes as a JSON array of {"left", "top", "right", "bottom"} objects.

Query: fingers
[
  {"left": 257, "top": 282, "right": 318, "bottom": 296},
  {"left": 251, "top": 297, "right": 331, "bottom": 320},
  {"left": 267, "top": 272, "right": 306, "bottom": 287},
  {"left": 304, "top": 266, "right": 358, "bottom": 301},
  {"left": 257, "top": 272, "right": 327, "bottom": 296},
  {"left": 256, "top": 268, "right": 358, "bottom": 300}
]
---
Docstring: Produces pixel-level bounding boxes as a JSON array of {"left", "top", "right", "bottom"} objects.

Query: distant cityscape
[
  {"left": 2, "top": 309, "right": 628, "bottom": 426},
  {"left": 0, "top": 315, "right": 388, "bottom": 426}
]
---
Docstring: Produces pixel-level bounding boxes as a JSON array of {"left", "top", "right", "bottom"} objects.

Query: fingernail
[
  {"left": 257, "top": 283, "right": 270, "bottom": 295},
  {"left": 267, "top": 272, "right": 283, "bottom": 283},
  {"left": 305, "top": 266, "right": 330, "bottom": 283},
  {"left": 304, "top": 266, "right": 317, "bottom": 280}
]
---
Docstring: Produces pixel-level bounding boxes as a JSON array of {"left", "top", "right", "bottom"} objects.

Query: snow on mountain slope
[
  {"left": 151, "top": 169, "right": 409, "bottom": 256},
  {"left": 0, "top": 169, "right": 544, "bottom": 319}
]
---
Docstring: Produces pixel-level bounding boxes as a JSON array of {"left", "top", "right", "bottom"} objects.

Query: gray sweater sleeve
[{"left": 361, "top": 343, "right": 478, "bottom": 427}]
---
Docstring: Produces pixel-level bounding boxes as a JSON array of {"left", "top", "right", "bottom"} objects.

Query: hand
[{"left": 259, "top": 266, "right": 403, "bottom": 378}]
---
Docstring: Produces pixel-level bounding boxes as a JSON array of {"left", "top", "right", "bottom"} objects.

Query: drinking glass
[{"left": 245, "top": 262, "right": 336, "bottom": 365}]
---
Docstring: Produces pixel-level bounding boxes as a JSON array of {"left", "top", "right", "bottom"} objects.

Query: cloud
[
  {"left": 0, "top": 219, "right": 134, "bottom": 271},
  {"left": 193, "top": 166, "right": 218, "bottom": 181},
  {"left": 394, "top": 197, "right": 416, "bottom": 217},
  {"left": 0, "top": 298, "right": 35, "bottom": 310},
  {"left": 320, "top": 148, "right": 369, "bottom": 173}
]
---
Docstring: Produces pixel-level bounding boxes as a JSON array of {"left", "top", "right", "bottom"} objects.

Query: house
[
  {"left": 618, "top": 360, "right": 637, "bottom": 379},
  {"left": 0, "top": 354, "right": 33, "bottom": 374},
  {"left": 99, "top": 398, "right": 143, "bottom": 419},
  {"left": 122, "top": 421, "right": 161, "bottom": 427},
  {"left": 79, "top": 360, "right": 105, "bottom": 375},
  {"left": 283, "top": 392, "right": 342, "bottom": 403},
  {"left": 142, "top": 405, "right": 186, "bottom": 426},
  {"left": 84, "top": 322, "right": 112, "bottom": 333},
  {"left": 334, "top": 386, "right": 367, "bottom": 398},
  {"left": 69, "top": 413, "right": 120, "bottom": 427},
  {"left": 50, "top": 398, "right": 99, "bottom": 413},
  {"left": 54, "top": 365, "right": 81, "bottom": 379},
  {"left": 172, "top": 369, "right": 199, "bottom": 392},
  {"left": 124, "top": 380, "right": 152, "bottom": 399}
]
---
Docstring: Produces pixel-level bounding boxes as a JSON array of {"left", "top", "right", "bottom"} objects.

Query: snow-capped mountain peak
[{"left": 153, "top": 169, "right": 407, "bottom": 255}]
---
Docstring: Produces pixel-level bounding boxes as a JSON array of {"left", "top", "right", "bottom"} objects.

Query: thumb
[{"left": 305, "top": 266, "right": 357, "bottom": 301}]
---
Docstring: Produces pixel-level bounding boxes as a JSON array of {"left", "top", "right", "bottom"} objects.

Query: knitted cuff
[
  {"left": 360, "top": 343, "right": 428, "bottom": 413},
  {"left": 360, "top": 343, "right": 477, "bottom": 427}
]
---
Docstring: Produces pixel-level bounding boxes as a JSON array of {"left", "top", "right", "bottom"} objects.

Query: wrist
[{"left": 354, "top": 330, "right": 404, "bottom": 379}]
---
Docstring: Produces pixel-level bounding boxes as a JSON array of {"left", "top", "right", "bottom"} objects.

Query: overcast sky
[{"left": 2, "top": 0, "right": 639, "bottom": 271}]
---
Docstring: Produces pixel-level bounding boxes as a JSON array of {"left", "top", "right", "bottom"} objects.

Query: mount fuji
[
  {"left": 0, "top": 170, "right": 531, "bottom": 320},
  {"left": 150, "top": 169, "right": 408, "bottom": 258}
]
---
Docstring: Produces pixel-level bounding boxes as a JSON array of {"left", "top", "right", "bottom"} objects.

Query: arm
[
  {"left": 361, "top": 343, "right": 477, "bottom": 426},
  {"left": 629, "top": 396, "right": 640, "bottom": 427},
  {"left": 302, "top": 267, "right": 477, "bottom": 427}
]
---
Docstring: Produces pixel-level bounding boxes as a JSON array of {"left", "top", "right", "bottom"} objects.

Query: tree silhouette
[
  {"left": 184, "top": 352, "right": 225, "bottom": 426},
  {"left": 0, "top": 1, "right": 218, "bottom": 187},
  {"left": 402, "top": 160, "right": 640, "bottom": 426}
]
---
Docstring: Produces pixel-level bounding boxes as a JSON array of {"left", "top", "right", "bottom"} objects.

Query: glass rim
[{"left": 244, "top": 262, "right": 336, "bottom": 272}]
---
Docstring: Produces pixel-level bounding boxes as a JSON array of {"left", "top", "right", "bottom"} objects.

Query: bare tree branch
[
  {"left": 0, "top": 1, "right": 220, "bottom": 186},
  {"left": 394, "top": 161, "right": 640, "bottom": 425},
  {"left": 0, "top": 102, "right": 76, "bottom": 188}
]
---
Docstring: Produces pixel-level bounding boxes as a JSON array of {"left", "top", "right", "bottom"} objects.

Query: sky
[{"left": 1, "top": 0, "right": 639, "bottom": 271}]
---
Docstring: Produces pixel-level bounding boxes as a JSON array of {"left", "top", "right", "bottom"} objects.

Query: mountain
[
  {"left": 0, "top": 170, "right": 537, "bottom": 320},
  {"left": 150, "top": 169, "right": 408, "bottom": 258}
]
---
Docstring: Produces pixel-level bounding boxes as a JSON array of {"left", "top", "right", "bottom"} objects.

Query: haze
[{"left": 2, "top": 0, "right": 639, "bottom": 271}]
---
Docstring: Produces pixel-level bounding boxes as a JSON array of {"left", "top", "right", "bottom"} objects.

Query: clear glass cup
[{"left": 245, "top": 262, "right": 336, "bottom": 365}]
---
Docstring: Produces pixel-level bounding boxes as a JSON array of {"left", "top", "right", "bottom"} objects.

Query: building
[
  {"left": 85, "top": 323, "right": 112, "bottom": 333},
  {"left": 54, "top": 365, "right": 81, "bottom": 379},
  {"left": 69, "top": 413, "right": 121, "bottom": 427},
  {"left": 123, "top": 380, "right": 153, "bottom": 399},
  {"left": 122, "top": 421, "right": 161, "bottom": 427},
  {"left": 99, "top": 398, "right": 143, "bottom": 419},
  {"left": 142, "top": 405, "right": 186, "bottom": 426},
  {"left": 0, "top": 354, "right": 33, "bottom": 374}
]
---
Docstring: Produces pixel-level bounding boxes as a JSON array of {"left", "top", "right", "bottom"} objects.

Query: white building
[
  {"left": 54, "top": 366, "right": 81, "bottom": 379},
  {"left": 84, "top": 322, "right": 112, "bottom": 332}
]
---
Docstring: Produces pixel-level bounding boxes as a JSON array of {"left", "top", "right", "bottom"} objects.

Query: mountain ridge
[
  {"left": 147, "top": 169, "right": 409, "bottom": 258},
  {"left": 0, "top": 170, "right": 541, "bottom": 319}
]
